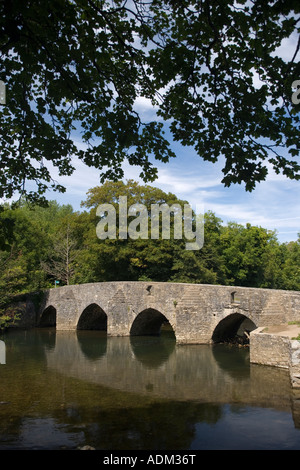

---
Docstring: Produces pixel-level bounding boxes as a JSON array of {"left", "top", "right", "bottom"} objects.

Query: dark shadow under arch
[
  {"left": 212, "top": 313, "right": 257, "bottom": 344},
  {"left": 77, "top": 303, "right": 107, "bottom": 331},
  {"left": 39, "top": 305, "right": 56, "bottom": 327},
  {"left": 130, "top": 308, "right": 175, "bottom": 337}
]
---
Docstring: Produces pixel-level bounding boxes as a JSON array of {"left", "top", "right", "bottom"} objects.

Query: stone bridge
[{"left": 38, "top": 281, "right": 300, "bottom": 344}]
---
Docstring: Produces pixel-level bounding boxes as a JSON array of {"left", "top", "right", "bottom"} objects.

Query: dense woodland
[{"left": 0, "top": 180, "right": 299, "bottom": 325}]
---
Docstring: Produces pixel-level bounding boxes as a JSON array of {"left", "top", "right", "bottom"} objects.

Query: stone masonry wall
[
  {"left": 290, "top": 340, "right": 300, "bottom": 388},
  {"left": 250, "top": 328, "right": 300, "bottom": 388},
  {"left": 250, "top": 328, "right": 292, "bottom": 369}
]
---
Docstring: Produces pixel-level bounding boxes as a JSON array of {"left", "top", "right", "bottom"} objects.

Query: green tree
[
  {"left": 280, "top": 236, "right": 300, "bottom": 290},
  {"left": 0, "top": 200, "right": 77, "bottom": 303},
  {"left": 220, "top": 222, "right": 279, "bottom": 287},
  {"left": 0, "top": 205, "right": 47, "bottom": 295},
  {"left": 1, "top": 0, "right": 299, "bottom": 203},
  {"left": 259, "top": 237, "right": 287, "bottom": 289},
  {"left": 0, "top": 206, "right": 41, "bottom": 328},
  {"left": 196, "top": 211, "right": 227, "bottom": 284},
  {"left": 41, "top": 222, "right": 78, "bottom": 286},
  {"left": 78, "top": 180, "right": 192, "bottom": 282}
]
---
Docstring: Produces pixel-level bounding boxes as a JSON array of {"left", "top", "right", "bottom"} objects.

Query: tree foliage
[
  {"left": 0, "top": 0, "right": 299, "bottom": 203},
  {"left": 41, "top": 223, "right": 77, "bottom": 285},
  {"left": 0, "top": 181, "right": 299, "bottom": 321}
]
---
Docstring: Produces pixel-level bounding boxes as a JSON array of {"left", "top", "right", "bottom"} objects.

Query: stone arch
[
  {"left": 212, "top": 312, "right": 257, "bottom": 344},
  {"left": 77, "top": 303, "right": 107, "bottom": 331},
  {"left": 130, "top": 308, "right": 175, "bottom": 337},
  {"left": 39, "top": 305, "right": 56, "bottom": 327}
]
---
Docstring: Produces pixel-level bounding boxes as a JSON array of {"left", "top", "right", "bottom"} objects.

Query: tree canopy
[{"left": 0, "top": 0, "right": 299, "bottom": 203}]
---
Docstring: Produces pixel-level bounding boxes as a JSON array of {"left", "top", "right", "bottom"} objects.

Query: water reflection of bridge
[{"left": 44, "top": 330, "right": 300, "bottom": 428}]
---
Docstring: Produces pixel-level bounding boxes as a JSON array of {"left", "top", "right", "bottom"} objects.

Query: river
[{"left": 0, "top": 327, "right": 300, "bottom": 450}]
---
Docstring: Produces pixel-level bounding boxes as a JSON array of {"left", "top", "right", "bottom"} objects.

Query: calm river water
[{"left": 0, "top": 327, "right": 300, "bottom": 450}]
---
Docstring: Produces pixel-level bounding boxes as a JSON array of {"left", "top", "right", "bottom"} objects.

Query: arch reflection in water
[
  {"left": 35, "top": 328, "right": 56, "bottom": 351},
  {"left": 212, "top": 343, "right": 250, "bottom": 379},
  {"left": 76, "top": 330, "right": 107, "bottom": 360},
  {"left": 130, "top": 326, "right": 176, "bottom": 369}
]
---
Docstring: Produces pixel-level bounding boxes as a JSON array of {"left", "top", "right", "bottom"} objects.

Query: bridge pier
[{"left": 106, "top": 299, "right": 131, "bottom": 337}]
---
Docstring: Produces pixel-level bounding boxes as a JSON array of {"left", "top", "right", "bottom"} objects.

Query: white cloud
[{"left": 272, "top": 30, "right": 300, "bottom": 62}]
